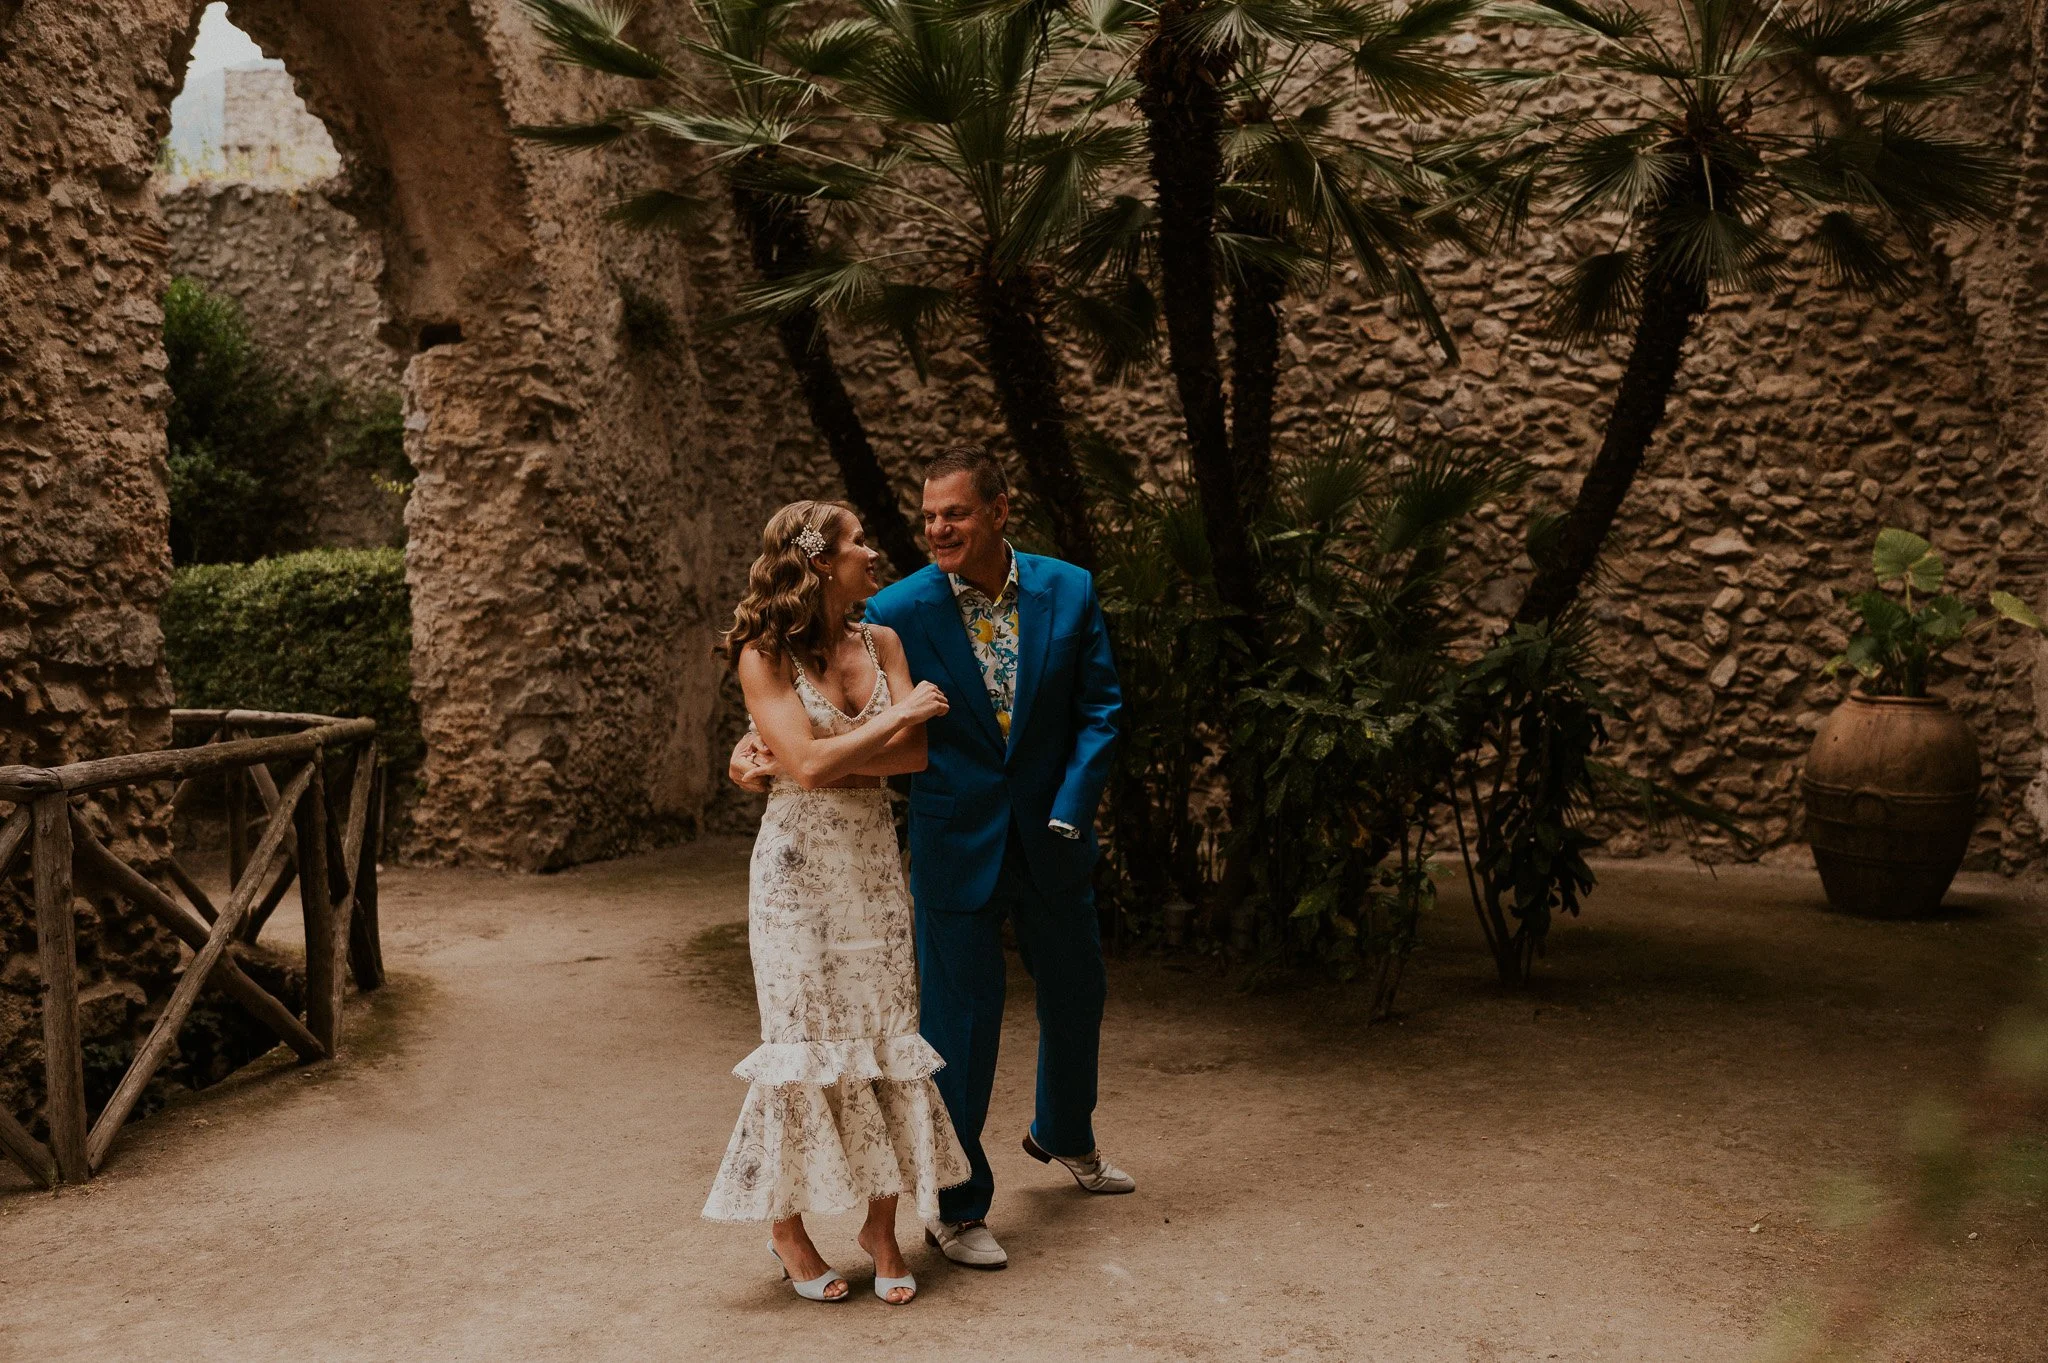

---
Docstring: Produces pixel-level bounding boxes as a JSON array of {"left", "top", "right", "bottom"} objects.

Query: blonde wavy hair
[{"left": 720, "top": 500, "right": 858, "bottom": 671}]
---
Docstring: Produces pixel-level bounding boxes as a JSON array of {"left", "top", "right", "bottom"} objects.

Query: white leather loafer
[
  {"left": 923, "top": 1218, "right": 1009, "bottom": 1269},
  {"left": 1023, "top": 1131, "right": 1137, "bottom": 1194}
]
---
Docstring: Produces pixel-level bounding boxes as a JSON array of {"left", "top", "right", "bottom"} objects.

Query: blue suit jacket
[{"left": 866, "top": 554, "right": 1121, "bottom": 915}]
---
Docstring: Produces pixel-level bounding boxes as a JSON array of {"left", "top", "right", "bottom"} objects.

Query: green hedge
[{"left": 162, "top": 549, "right": 421, "bottom": 771}]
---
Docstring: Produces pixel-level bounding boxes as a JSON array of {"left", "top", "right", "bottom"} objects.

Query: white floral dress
[{"left": 703, "top": 625, "right": 971, "bottom": 1223}]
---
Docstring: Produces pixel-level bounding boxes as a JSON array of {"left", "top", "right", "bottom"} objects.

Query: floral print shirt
[{"left": 948, "top": 545, "right": 1021, "bottom": 740}]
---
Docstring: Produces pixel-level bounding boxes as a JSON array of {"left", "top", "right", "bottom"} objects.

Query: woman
[{"left": 703, "top": 500, "right": 971, "bottom": 1306}]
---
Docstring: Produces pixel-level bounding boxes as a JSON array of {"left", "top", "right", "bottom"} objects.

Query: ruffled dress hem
[{"left": 701, "top": 1032, "right": 973, "bottom": 1224}]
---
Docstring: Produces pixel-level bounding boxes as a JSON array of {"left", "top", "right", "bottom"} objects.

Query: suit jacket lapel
[
  {"left": 1007, "top": 556, "right": 1054, "bottom": 757},
  {"left": 917, "top": 579, "right": 1005, "bottom": 753}
]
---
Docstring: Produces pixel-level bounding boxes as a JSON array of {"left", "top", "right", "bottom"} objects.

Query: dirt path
[{"left": 4, "top": 843, "right": 2044, "bottom": 1362}]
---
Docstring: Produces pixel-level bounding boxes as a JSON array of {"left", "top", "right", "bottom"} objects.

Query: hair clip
[{"left": 790, "top": 525, "right": 829, "bottom": 559}]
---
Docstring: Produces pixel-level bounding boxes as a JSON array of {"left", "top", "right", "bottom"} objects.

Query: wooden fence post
[
  {"left": 348, "top": 754, "right": 385, "bottom": 992},
  {"left": 32, "top": 794, "right": 89, "bottom": 1184},
  {"left": 297, "top": 757, "right": 338, "bottom": 1053},
  {"left": 226, "top": 759, "right": 248, "bottom": 889}
]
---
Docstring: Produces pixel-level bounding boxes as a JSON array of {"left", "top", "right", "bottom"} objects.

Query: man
[{"left": 731, "top": 444, "right": 1133, "bottom": 1270}]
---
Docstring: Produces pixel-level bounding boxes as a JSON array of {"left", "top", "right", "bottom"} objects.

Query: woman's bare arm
[
  {"left": 738, "top": 642, "right": 947, "bottom": 790},
  {"left": 847, "top": 626, "right": 928, "bottom": 777}
]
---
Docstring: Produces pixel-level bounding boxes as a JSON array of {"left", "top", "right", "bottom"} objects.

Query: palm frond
[
  {"left": 1392, "top": 258, "right": 1458, "bottom": 363},
  {"left": 1057, "top": 277, "right": 1161, "bottom": 383},
  {"left": 519, "top": 0, "right": 675, "bottom": 81},
  {"left": 773, "top": 17, "right": 882, "bottom": 78},
  {"left": 1855, "top": 68, "right": 1987, "bottom": 101},
  {"left": 848, "top": 281, "right": 956, "bottom": 379},
  {"left": 1175, "top": 0, "right": 1342, "bottom": 50},
  {"left": 1062, "top": 193, "right": 1155, "bottom": 283},
  {"left": 1769, "top": 0, "right": 1947, "bottom": 59},
  {"left": 1554, "top": 128, "right": 1684, "bottom": 221},
  {"left": 1809, "top": 209, "right": 1912, "bottom": 295},
  {"left": 512, "top": 119, "right": 635, "bottom": 151},
  {"left": 1066, "top": 0, "right": 1152, "bottom": 42},
  {"left": 1774, "top": 110, "right": 2013, "bottom": 228},
  {"left": 1376, "top": 442, "right": 1528, "bottom": 556},
  {"left": 1484, "top": 0, "right": 1650, "bottom": 41},
  {"left": 727, "top": 253, "right": 898, "bottom": 321},
  {"left": 604, "top": 188, "right": 711, "bottom": 230},
  {"left": 1533, "top": 248, "right": 1640, "bottom": 345},
  {"left": 999, "top": 123, "right": 1143, "bottom": 267},
  {"left": 631, "top": 107, "right": 804, "bottom": 153},
  {"left": 1351, "top": 0, "right": 1487, "bottom": 118},
  {"left": 1281, "top": 428, "right": 1384, "bottom": 530},
  {"left": 1651, "top": 201, "right": 1780, "bottom": 290},
  {"left": 1215, "top": 230, "right": 1313, "bottom": 285},
  {"left": 1074, "top": 428, "right": 1146, "bottom": 508}
]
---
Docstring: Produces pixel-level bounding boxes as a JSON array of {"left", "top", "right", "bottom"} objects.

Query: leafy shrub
[
  {"left": 1824, "top": 527, "right": 2044, "bottom": 698},
  {"left": 1089, "top": 422, "right": 1727, "bottom": 1004},
  {"left": 163, "top": 277, "right": 411, "bottom": 563},
  {"left": 1089, "top": 425, "right": 1523, "bottom": 1008},
  {"left": 163, "top": 277, "right": 320, "bottom": 564},
  {"left": 161, "top": 549, "right": 421, "bottom": 771}
]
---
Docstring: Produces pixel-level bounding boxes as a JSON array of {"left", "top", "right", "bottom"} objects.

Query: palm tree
[
  {"left": 1132, "top": 0, "right": 1486, "bottom": 619},
  {"left": 1490, "top": 0, "right": 2014, "bottom": 627},
  {"left": 732, "top": 0, "right": 1155, "bottom": 568},
  {"left": 512, "top": 0, "right": 927, "bottom": 577}
]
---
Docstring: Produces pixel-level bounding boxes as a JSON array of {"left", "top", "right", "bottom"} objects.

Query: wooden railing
[{"left": 0, "top": 709, "right": 385, "bottom": 1188}]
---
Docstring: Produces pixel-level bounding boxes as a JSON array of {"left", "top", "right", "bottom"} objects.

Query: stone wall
[
  {"left": 0, "top": 0, "right": 193, "bottom": 1141},
  {"left": 675, "top": 7, "right": 2048, "bottom": 874},
  {"left": 161, "top": 179, "right": 397, "bottom": 391}
]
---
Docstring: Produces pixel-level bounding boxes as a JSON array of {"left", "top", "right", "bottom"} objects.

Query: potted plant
[{"left": 1803, "top": 529, "right": 2043, "bottom": 917}]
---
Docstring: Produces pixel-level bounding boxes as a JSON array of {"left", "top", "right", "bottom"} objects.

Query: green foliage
[
  {"left": 1823, "top": 527, "right": 2045, "bottom": 697},
  {"left": 163, "top": 276, "right": 318, "bottom": 565},
  {"left": 163, "top": 277, "right": 411, "bottom": 564},
  {"left": 1450, "top": 620, "right": 1608, "bottom": 980},
  {"left": 161, "top": 549, "right": 421, "bottom": 771},
  {"left": 1093, "top": 422, "right": 1598, "bottom": 1004},
  {"left": 1486, "top": 0, "right": 2015, "bottom": 346}
]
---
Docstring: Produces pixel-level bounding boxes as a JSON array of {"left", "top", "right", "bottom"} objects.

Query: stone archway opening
[
  {"left": 160, "top": 3, "right": 409, "bottom": 555},
  {"left": 3, "top": 0, "right": 735, "bottom": 1148},
  {"left": 149, "top": 0, "right": 727, "bottom": 869}
]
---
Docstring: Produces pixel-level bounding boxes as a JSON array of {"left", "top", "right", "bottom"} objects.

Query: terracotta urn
[{"left": 1800, "top": 694, "right": 1980, "bottom": 918}]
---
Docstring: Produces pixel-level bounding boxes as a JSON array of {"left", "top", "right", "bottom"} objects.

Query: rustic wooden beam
[
  {"left": 172, "top": 708, "right": 356, "bottom": 731},
  {"left": 68, "top": 811, "right": 325, "bottom": 1065},
  {"left": 166, "top": 727, "right": 230, "bottom": 817},
  {"left": 238, "top": 855, "right": 298, "bottom": 945},
  {"left": 31, "top": 794, "right": 89, "bottom": 1183},
  {"left": 246, "top": 760, "right": 299, "bottom": 859},
  {"left": 326, "top": 746, "right": 376, "bottom": 994},
  {"left": 85, "top": 761, "right": 314, "bottom": 1172},
  {"left": 348, "top": 762, "right": 385, "bottom": 992},
  {"left": 0, "top": 1103, "right": 56, "bottom": 1189},
  {"left": 0, "top": 805, "right": 32, "bottom": 882},
  {"left": 162, "top": 855, "right": 220, "bottom": 924},
  {"left": 226, "top": 757, "right": 249, "bottom": 890},
  {"left": 0, "top": 719, "right": 374, "bottom": 800},
  {"left": 298, "top": 762, "right": 339, "bottom": 1054}
]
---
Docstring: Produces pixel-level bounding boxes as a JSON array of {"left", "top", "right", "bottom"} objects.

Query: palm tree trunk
[
  {"left": 1514, "top": 266, "right": 1707, "bottom": 626},
  {"left": 1228, "top": 262, "right": 1287, "bottom": 525},
  {"left": 1137, "top": 9, "right": 1260, "bottom": 620},
  {"left": 730, "top": 180, "right": 926, "bottom": 579},
  {"left": 970, "top": 263, "right": 1099, "bottom": 568}
]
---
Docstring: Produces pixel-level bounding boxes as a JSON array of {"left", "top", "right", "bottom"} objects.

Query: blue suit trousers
[{"left": 917, "top": 823, "right": 1107, "bottom": 1223}]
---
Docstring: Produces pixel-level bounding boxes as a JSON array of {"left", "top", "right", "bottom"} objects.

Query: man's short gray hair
[{"left": 922, "top": 444, "right": 1009, "bottom": 503}]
